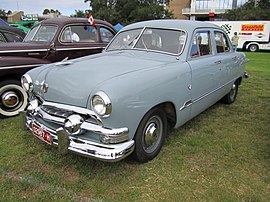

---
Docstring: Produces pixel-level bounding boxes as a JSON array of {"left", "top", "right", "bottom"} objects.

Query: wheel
[
  {"left": 132, "top": 107, "right": 167, "bottom": 163},
  {"left": 0, "top": 79, "right": 28, "bottom": 118},
  {"left": 248, "top": 44, "right": 258, "bottom": 52},
  {"left": 221, "top": 81, "right": 239, "bottom": 104}
]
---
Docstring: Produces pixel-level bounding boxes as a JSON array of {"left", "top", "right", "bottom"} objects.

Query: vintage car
[
  {"left": 0, "top": 17, "right": 116, "bottom": 118},
  {"left": 21, "top": 19, "right": 248, "bottom": 163},
  {"left": 0, "top": 25, "right": 26, "bottom": 42}
]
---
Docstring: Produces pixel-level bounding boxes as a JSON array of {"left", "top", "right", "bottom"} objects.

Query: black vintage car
[
  {"left": 0, "top": 17, "right": 116, "bottom": 118},
  {"left": 0, "top": 25, "right": 26, "bottom": 42}
]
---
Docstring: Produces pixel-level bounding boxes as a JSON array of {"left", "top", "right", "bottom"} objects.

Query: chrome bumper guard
[{"left": 21, "top": 106, "right": 134, "bottom": 162}]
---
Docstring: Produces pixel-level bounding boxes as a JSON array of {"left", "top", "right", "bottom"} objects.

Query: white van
[{"left": 210, "top": 21, "right": 270, "bottom": 51}]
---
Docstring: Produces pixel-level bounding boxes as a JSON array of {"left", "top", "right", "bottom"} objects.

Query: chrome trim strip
[
  {"left": 0, "top": 46, "right": 104, "bottom": 54},
  {"left": 179, "top": 100, "right": 192, "bottom": 111},
  {"left": 81, "top": 121, "right": 128, "bottom": 136},
  {"left": 0, "top": 64, "right": 43, "bottom": 70},
  {"left": 55, "top": 47, "right": 104, "bottom": 51},
  {"left": 179, "top": 78, "right": 237, "bottom": 111},
  {"left": 193, "top": 78, "right": 235, "bottom": 104},
  {"left": 0, "top": 49, "right": 49, "bottom": 53}
]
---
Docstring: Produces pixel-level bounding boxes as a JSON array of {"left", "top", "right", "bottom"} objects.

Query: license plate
[{"left": 32, "top": 123, "right": 52, "bottom": 145}]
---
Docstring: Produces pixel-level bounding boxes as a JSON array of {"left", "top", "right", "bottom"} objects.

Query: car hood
[
  {"left": 0, "top": 42, "right": 50, "bottom": 52},
  {"left": 32, "top": 51, "right": 174, "bottom": 107}
]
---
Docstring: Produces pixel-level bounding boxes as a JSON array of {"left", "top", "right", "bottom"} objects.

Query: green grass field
[{"left": 0, "top": 52, "right": 269, "bottom": 201}]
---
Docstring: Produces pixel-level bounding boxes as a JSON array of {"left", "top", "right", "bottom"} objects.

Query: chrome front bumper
[{"left": 21, "top": 104, "right": 134, "bottom": 162}]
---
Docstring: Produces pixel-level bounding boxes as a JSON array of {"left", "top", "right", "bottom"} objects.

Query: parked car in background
[
  {"left": 22, "top": 19, "right": 248, "bottom": 162},
  {"left": 0, "top": 25, "right": 26, "bottom": 42},
  {"left": 9, "top": 23, "right": 30, "bottom": 33},
  {"left": 0, "top": 17, "right": 116, "bottom": 118}
]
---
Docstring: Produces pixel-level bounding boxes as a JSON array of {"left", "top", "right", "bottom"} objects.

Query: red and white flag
[{"left": 88, "top": 14, "right": 95, "bottom": 27}]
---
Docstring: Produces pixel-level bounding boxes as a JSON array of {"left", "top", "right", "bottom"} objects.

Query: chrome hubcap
[
  {"left": 143, "top": 116, "right": 163, "bottom": 153},
  {"left": 1, "top": 91, "right": 19, "bottom": 108},
  {"left": 145, "top": 123, "right": 160, "bottom": 146},
  {"left": 229, "top": 84, "right": 236, "bottom": 99}
]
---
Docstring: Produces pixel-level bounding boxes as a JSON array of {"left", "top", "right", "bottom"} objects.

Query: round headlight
[
  {"left": 21, "top": 74, "right": 33, "bottom": 92},
  {"left": 91, "top": 91, "right": 112, "bottom": 117}
]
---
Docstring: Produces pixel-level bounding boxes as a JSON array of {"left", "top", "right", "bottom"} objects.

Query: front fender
[
  {"left": 0, "top": 56, "right": 50, "bottom": 77},
  {"left": 90, "top": 62, "right": 192, "bottom": 139}
]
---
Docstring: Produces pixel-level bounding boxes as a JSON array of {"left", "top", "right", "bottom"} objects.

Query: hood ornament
[{"left": 41, "top": 80, "right": 49, "bottom": 93}]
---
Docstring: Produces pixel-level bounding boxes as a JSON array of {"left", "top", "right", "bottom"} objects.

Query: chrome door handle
[{"left": 214, "top": 60, "right": 221, "bottom": 64}]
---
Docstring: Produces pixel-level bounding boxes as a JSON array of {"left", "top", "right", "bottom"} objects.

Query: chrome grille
[
  {"left": 39, "top": 104, "right": 99, "bottom": 125},
  {"left": 40, "top": 105, "right": 73, "bottom": 119}
]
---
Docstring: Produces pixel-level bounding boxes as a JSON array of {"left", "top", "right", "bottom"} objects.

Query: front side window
[
  {"left": 60, "top": 25, "right": 98, "bottom": 43},
  {"left": 190, "top": 31, "right": 212, "bottom": 57},
  {"left": 24, "top": 25, "right": 57, "bottom": 42},
  {"left": 106, "top": 27, "right": 186, "bottom": 55},
  {"left": 214, "top": 31, "right": 231, "bottom": 53}
]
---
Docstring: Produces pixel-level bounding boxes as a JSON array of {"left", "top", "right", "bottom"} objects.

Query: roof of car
[
  {"left": 38, "top": 17, "right": 115, "bottom": 30},
  {"left": 121, "top": 19, "right": 220, "bottom": 32}
]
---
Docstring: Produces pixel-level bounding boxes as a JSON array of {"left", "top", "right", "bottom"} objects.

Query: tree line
[
  {"left": 1, "top": 0, "right": 270, "bottom": 25},
  {"left": 77, "top": 0, "right": 173, "bottom": 25}
]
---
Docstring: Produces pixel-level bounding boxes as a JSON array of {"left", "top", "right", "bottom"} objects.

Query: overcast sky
[{"left": 1, "top": 0, "right": 90, "bottom": 16}]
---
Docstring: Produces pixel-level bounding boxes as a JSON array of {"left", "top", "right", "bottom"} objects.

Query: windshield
[
  {"left": 24, "top": 25, "right": 57, "bottom": 42},
  {"left": 106, "top": 27, "right": 186, "bottom": 55},
  {"left": 106, "top": 28, "right": 143, "bottom": 50}
]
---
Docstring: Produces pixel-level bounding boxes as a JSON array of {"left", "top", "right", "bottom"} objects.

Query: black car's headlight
[
  {"left": 91, "top": 91, "right": 112, "bottom": 117},
  {"left": 21, "top": 74, "right": 33, "bottom": 92}
]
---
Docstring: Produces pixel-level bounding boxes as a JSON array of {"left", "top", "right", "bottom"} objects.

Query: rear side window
[
  {"left": 214, "top": 31, "right": 231, "bottom": 53},
  {"left": 60, "top": 25, "right": 98, "bottom": 43},
  {"left": 190, "top": 31, "right": 212, "bottom": 57}
]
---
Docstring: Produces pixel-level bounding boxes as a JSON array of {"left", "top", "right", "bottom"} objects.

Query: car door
[
  {"left": 213, "top": 30, "right": 237, "bottom": 96},
  {"left": 55, "top": 24, "right": 115, "bottom": 61},
  {"left": 187, "top": 29, "right": 222, "bottom": 118}
]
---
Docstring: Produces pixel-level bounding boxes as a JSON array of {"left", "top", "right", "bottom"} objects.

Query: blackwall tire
[
  {"left": 132, "top": 107, "right": 167, "bottom": 163},
  {"left": 0, "top": 80, "right": 28, "bottom": 118},
  {"left": 221, "top": 81, "right": 239, "bottom": 104}
]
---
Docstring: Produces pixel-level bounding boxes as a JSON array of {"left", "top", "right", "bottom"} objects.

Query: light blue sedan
[{"left": 21, "top": 20, "right": 248, "bottom": 163}]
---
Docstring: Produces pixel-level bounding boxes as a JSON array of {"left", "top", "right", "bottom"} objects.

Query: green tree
[
  {"left": 71, "top": 10, "right": 91, "bottom": 17},
  {"left": 42, "top": 9, "right": 61, "bottom": 15},
  {"left": 0, "top": 9, "right": 6, "bottom": 16},
  {"left": 84, "top": 0, "right": 173, "bottom": 25},
  {"left": 43, "top": 9, "right": 50, "bottom": 15},
  {"left": 222, "top": 0, "right": 270, "bottom": 20}
]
